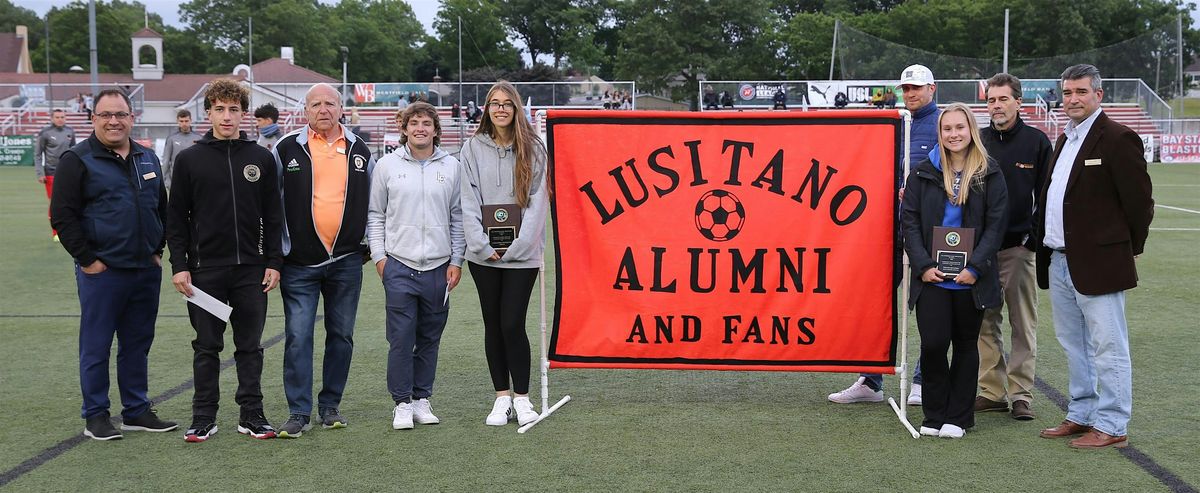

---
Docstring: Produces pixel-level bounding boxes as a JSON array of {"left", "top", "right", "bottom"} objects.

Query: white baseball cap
[{"left": 899, "top": 64, "right": 935, "bottom": 86}]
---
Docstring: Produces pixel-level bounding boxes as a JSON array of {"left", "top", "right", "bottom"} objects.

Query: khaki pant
[{"left": 977, "top": 246, "right": 1037, "bottom": 404}]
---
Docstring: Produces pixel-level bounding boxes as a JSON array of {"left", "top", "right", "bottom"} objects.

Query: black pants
[
  {"left": 916, "top": 285, "right": 983, "bottom": 429},
  {"left": 468, "top": 262, "right": 538, "bottom": 394},
  {"left": 188, "top": 265, "right": 268, "bottom": 418}
]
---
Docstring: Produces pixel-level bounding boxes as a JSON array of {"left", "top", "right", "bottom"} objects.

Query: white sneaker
[
  {"left": 512, "top": 396, "right": 539, "bottom": 426},
  {"left": 919, "top": 426, "right": 940, "bottom": 437},
  {"left": 412, "top": 398, "right": 440, "bottom": 425},
  {"left": 485, "top": 396, "right": 513, "bottom": 426},
  {"left": 938, "top": 423, "right": 965, "bottom": 438},
  {"left": 827, "top": 377, "right": 884, "bottom": 404},
  {"left": 392, "top": 402, "right": 413, "bottom": 430},
  {"left": 907, "top": 383, "right": 923, "bottom": 406}
]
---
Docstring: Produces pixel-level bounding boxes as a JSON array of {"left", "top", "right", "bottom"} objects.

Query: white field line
[
  {"left": 1150, "top": 227, "right": 1200, "bottom": 231},
  {"left": 1156, "top": 204, "right": 1200, "bottom": 215}
]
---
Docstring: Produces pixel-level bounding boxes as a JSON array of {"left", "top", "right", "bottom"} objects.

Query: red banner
[{"left": 547, "top": 110, "right": 901, "bottom": 372}]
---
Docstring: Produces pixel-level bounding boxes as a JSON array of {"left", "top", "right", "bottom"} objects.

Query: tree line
[{"left": 0, "top": 0, "right": 1195, "bottom": 105}]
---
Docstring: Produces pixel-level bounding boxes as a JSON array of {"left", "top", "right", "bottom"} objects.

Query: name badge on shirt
[
  {"left": 336, "top": 147, "right": 346, "bottom": 154},
  {"left": 1016, "top": 162, "right": 1033, "bottom": 169},
  {"left": 1084, "top": 158, "right": 1102, "bottom": 166},
  {"left": 142, "top": 171, "right": 157, "bottom": 180}
]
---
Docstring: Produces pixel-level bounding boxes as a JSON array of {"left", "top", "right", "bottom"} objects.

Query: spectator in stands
[
  {"left": 703, "top": 87, "right": 719, "bottom": 110},
  {"left": 620, "top": 94, "right": 632, "bottom": 110},
  {"left": 254, "top": 103, "right": 282, "bottom": 151},
  {"left": 773, "top": 87, "right": 787, "bottom": 110},
  {"left": 602, "top": 90, "right": 613, "bottom": 109},
  {"left": 884, "top": 89, "right": 898, "bottom": 108},
  {"left": 35, "top": 108, "right": 76, "bottom": 241},
  {"left": 451, "top": 102, "right": 462, "bottom": 120},
  {"left": 829, "top": 63, "right": 939, "bottom": 406},
  {"left": 872, "top": 90, "right": 885, "bottom": 109},
  {"left": 720, "top": 91, "right": 734, "bottom": 109},
  {"left": 69, "top": 95, "right": 81, "bottom": 114},
  {"left": 162, "top": 109, "right": 200, "bottom": 189},
  {"left": 902, "top": 102, "right": 1008, "bottom": 439},
  {"left": 368, "top": 102, "right": 464, "bottom": 430},
  {"left": 1045, "top": 88, "right": 1059, "bottom": 111},
  {"left": 50, "top": 89, "right": 177, "bottom": 441},
  {"left": 834, "top": 91, "right": 849, "bottom": 108},
  {"left": 460, "top": 81, "right": 548, "bottom": 428},
  {"left": 977, "top": 72, "right": 1053, "bottom": 421},
  {"left": 466, "top": 101, "right": 482, "bottom": 123}
]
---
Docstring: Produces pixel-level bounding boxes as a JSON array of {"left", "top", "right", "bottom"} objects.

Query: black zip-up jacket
[
  {"left": 901, "top": 158, "right": 1008, "bottom": 310},
  {"left": 273, "top": 126, "right": 374, "bottom": 266},
  {"left": 166, "top": 130, "right": 283, "bottom": 274},
  {"left": 979, "top": 116, "right": 1052, "bottom": 250}
]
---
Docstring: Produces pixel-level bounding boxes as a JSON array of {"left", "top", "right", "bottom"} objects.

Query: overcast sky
[{"left": 15, "top": 0, "right": 441, "bottom": 33}]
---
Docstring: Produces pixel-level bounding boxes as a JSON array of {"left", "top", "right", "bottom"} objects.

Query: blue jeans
[
  {"left": 281, "top": 255, "right": 362, "bottom": 416},
  {"left": 1049, "top": 252, "right": 1132, "bottom": 437},
  {"left": 862, "top": 363, "right": 922, "bottom": 392},
  {"left": 76, "top": 265, "right": 160, "bottom": 419},
  {"left": 382, "top": 260, "right": 449, "bottom": 403}
]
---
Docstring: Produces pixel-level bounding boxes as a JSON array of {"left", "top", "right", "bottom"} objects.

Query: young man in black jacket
[{"left": 167, "top": 79, "right": 283, "bottom": 442}]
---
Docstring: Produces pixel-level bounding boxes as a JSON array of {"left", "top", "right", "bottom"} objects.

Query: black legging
[{"left": 468, "top": 262, "right": 539, "bottom": 394}]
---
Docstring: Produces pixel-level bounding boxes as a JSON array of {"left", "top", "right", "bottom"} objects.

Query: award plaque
[
  {"left": 932, "top": 226, "right": 976, "bottom": 278},
  {"left": 482, "top": 204, "right": 521, "bottom": 254}
]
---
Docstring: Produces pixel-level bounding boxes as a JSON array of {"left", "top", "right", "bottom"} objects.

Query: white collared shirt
[{"left": 1044, "top": 107, "right": 1103, "bottom": 249}]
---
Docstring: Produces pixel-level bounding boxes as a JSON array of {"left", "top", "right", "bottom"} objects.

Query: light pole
[{"left": 340, "top": 46, "right": 349, "bottom": 103}]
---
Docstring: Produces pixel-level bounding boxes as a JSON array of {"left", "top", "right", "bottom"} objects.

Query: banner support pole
[
  {"left": 888, "top": 109, "right": 918, "bottom": 438},
  {"left": 520, "top": 110, "right": 570, "bottom": 433}
]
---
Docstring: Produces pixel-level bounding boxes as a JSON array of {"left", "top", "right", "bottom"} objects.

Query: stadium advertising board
[
  {"left": 353, "top": 83, "right": 430, "bottom": 104},
  {"left": 0, "top": 135, "right": 35, "bottom": 166},
  {"left": 1159, "top": 134, "right": 1200, "bottom": 163},
  {"left": 547, "top": 110, "right": 901, "bottom": 372}
]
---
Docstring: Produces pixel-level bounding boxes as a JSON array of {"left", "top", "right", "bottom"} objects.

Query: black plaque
[
  {"left": 482, "top": 203, "right": 521, "bottom": 254},
  {"left": 932, "top": 226, "right": 975, "bottom": 278}
]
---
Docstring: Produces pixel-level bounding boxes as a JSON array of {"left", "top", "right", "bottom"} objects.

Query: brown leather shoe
[
  {"left": 1070, "top": 430, "right": 1128, "bottom": 449},
  {"left": 1010, "top": 400, "right": 1035, "bottom": 421},
  {"left": 975, "top": 396, "right": 1009, "bottom": 413},
  {"left": 1040, "top": 420, "right": 1092, "bottom": 438}
]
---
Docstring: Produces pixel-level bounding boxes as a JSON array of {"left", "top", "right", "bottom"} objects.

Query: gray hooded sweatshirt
[
  {"left": 458, "top": 132, "right": 548, "bottom": 269},
  {"left": 367, "top": 143, "right": 465, "bottom": 271},
  {"left": 34, "top": 124, "right": 76, "bottom": 178}
]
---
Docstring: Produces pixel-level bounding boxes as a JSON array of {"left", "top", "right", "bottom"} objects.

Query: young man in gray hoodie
[{"left": 367, "top": 102, "right": 464, "bottom": 430}]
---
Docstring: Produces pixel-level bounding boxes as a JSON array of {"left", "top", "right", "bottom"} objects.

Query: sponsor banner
[
  {"left": 546, "top": 110, "right": 901, "bottom": 372},
  {"left": 0, "top": 135, "right": 35, "bottom": 166},
  {"left": 1140, "top": 134, "right": 1154, "bottom": 163},
  {"left": 353, "top": 83, "right": 430, "bottom": 104},
  {"left": 1159, "top": 134, "right": 1200, "bottom": 163},
  {"left": 804, "top": 81, "right": 897, "bottom": 108}
]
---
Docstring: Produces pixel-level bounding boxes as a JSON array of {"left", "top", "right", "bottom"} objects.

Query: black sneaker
[
  {"left": 184, "top": 417, "right": 218, "bottom": 443},
  {"left": 83, "top": 412, "right": 122, "bottom": 441},
  {"left": 237, "top": 410, "right": 277, "bottom": 439},
  {"left": 277, "top": 414, "right": 311, "bottom": 438},
  {"left": 121, "top": 409, "right": 178, "bottom": 432},
  {"left": 319, "top": 407, "right": 347, "bottom": 429}
]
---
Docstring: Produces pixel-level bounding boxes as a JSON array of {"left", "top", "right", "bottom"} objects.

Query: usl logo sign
[{"left": 546, "top": 110, "right": 902, "bottom": 372}]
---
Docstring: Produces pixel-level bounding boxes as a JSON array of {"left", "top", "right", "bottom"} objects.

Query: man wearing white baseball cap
[{"left": 828, "top": 63, "right": 939, "bottom": 407}]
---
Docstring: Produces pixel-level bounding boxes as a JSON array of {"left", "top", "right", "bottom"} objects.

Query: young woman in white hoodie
[{"left": 460, "top": 81, "right": 548, "bottom": 426}]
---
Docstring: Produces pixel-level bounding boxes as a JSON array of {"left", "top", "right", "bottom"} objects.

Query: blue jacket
[
  {"left": 908, "top": 101, "right": 940, "bottom": 168},
  {"left": 51, "top": 134, "right": 167, "bottom": 269}
]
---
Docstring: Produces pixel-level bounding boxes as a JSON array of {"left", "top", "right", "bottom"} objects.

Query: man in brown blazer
[{"left": 1034, "top": 64, "right": 1154, "bottom": 449}]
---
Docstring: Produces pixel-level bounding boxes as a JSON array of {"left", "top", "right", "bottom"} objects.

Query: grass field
[{"left": 0, "top": 164, "right": 1197, "bottom": 492}]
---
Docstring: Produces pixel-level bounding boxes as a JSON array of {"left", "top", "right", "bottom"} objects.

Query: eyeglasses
[
  {"left": 487, "top": 102, "right": 516, "bottom": 111},
  {"left": 95, "top": 112, "right": 132, "bottom": 120}
]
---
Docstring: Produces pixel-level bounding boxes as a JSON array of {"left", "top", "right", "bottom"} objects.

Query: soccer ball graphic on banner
[{"left": 694, "top": 189, "right": 746, "bottom": 241}]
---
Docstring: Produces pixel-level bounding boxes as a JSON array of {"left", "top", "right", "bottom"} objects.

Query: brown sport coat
[{"left": 1035, "top": 111, "right": 1154, "bottom": 295}]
